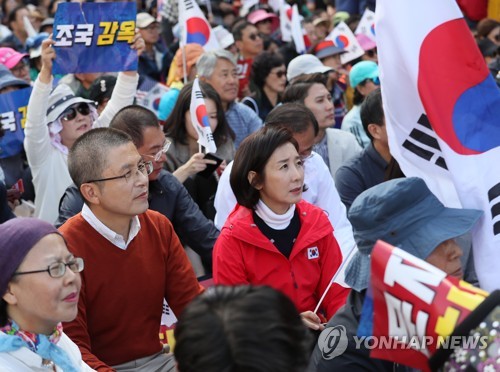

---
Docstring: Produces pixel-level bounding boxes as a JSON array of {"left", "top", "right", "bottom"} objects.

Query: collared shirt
[
  {"left": 81, "top": 204, "right": 141, "bottom": 250},
  {"left": 225, "top": 101, "right": 263, "bottom": 149}
]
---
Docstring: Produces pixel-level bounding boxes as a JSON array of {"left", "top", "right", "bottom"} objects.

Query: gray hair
[{"left": 196, "top": 49, "right": 237, "bottom": 79}]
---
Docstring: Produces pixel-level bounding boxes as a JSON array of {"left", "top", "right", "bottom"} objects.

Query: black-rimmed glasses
[
  {"left": 13, "top": 257, "right": 84, "bottom": 278},
  {"left": 61, "top": 103, "right": 91, "bottom": 122},
  {"left": 85, "top": 161, "right": 154, "bottom": 184}
]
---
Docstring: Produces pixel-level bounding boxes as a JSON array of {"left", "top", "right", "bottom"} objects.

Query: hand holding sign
[
  {"left": 361, "top": 240, "right": 488, "bottom": 371},
  {"left": 52, "top": 2, "right": 138, "bottom": 74}
]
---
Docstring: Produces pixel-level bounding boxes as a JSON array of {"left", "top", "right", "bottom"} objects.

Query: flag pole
[
  {"left": 313, "top": 244, "right": 357, "bottom": 315},
  {"left": 199, "top": 143, "right": 202, "bottom": 154},
  {"left": 182, "top": 42, "right": 188, "bottom": 84}
]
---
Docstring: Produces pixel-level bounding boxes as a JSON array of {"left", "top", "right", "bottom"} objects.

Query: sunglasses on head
[
  {"left": 248, "top": 33, "right": 261, "bottom": 41},
  {"left": 61, "top": 103, "right": 91, "bottom": 122}
]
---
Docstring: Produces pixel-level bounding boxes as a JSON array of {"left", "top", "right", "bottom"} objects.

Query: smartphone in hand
[{"left": 198, "top": 153, "right": 223, "bottom": 178}]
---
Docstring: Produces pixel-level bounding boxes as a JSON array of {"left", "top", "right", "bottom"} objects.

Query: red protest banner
[{"left": 370, "top": 240, "right": 488, "bottom": 371}]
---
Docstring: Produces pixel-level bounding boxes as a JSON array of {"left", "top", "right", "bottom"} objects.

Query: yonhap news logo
[
  {"left": 317, "top": 325, "right": 489, "bottom": 360},
  {"left": 318, "top": 325, "right": 348, "bottom": 360}
]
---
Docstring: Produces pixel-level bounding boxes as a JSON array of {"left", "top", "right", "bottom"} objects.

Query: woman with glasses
[
  {"left": 241, "top": 51, "right": 286, "bottom": 121},
  {"left": 164, "top": 81, "right": 235, "bottom": 220},
  {"left": 0, "top": 218, "right": 91, "bottom": 370},
  {"left": 213, "top": 126, "right": 349, "bottom": 330},
  {"left": 24, "top": 34, "right": 144, "bottom": 224}
]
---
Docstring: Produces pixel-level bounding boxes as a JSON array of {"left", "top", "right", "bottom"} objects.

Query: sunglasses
[
  {"left": 271, "top": 70, "right": 287, "bottom": 78},
  {"left": 248, "top": 33, "right": 262, "bottom": 41},
  {"left": 61, "top": 103, "right": 91, "bottom": 122}
]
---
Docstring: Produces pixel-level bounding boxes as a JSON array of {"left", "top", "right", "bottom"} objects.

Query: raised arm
[
  {"left": 23, "top": 38, "right": 55, "bottom": 167},
  {"left": 93, "top": 31, "right": 144, "bottom": 128}
]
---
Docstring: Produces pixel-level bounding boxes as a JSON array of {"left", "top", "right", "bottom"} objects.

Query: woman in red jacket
[{"left": 213, "top": 125, "right": 349, "bottom": 330}]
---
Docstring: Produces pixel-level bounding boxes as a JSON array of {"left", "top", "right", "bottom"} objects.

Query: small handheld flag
[
  {"left": 190, "top": 78, "right": 217, "bottom": 154},
  {"left": 178, "top": 0, "right": 219, "bottom": 51}
]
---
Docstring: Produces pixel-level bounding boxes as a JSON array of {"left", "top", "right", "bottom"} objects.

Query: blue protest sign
[
  {"left": 0, "top": 87, "right": 32, "bottom": 159},
  {"left": 53, "top": 2, "right": 137, "bottom": 74}
]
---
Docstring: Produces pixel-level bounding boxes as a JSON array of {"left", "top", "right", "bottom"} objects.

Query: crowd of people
[{"left": 0, "top": 0, "right": 499, "bottom": 370}]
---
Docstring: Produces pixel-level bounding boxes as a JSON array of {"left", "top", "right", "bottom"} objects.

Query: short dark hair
[
  {"left": 282, "top": 73, "right": 328, "bottom": 106},
  {"left": 8, "top": 5, "right": 26, "bottom": 25},
  {"left": 174, "top": 285, "right": 311, "bottom": 372},
  {"left": 265, "top": 103, "right": 319, "bottom": 136},
  {"left": 231, "top": 126, "right": 301, "bottom": 209},
  {"left": 251, "top": 51, "right": 285, "bottom": 89},
  {"left": 164, "top": 81, "right": 234, "bottom": 146},
  {"left": 68, "top": 128, "right": 132, "bottom": 193},
  {"left": 110, "top": 105, "right": 159, "bottom": 148},
  {"left": 232, "top": 20, "right": 256, "bottom": 41},
  {"left": 360, "top": 87, "right": 384, "bottom": 142}
]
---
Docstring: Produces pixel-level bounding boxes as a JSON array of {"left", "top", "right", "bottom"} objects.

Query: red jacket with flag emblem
[{"left": 213, "top": 200, "right": 349, "bottom": 319}]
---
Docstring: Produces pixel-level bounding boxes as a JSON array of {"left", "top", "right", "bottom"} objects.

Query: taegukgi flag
[
  {"left": 290, "top": 4, "right": 305, "bottom": 54},
  {"left": 279, "top": 0, "right": 292, "bottom": 42},
  {"left": 190, "top": 78, "right": 217, "bottom": 153},
  {"left": 178, "top": 0, "right": 219, "bottom": 51},
  {"left": 376, "top": 0, "right": 500, "bottom": 291},
  {"left": 326, "top": 21, "right": 364, "bottom": 64},
  {"left": 355, "top": 8, "right": 376, "bottom": 42}
]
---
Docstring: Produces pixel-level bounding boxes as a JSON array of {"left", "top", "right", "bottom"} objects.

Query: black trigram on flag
[
  {"left": 206, "top": 132, "right": 214, "bottom": 142},
  {"left": 487, "top": 182, "right": 500, "bottom": 235},
  {"left": 195, "top": 91, "right": 204, "bottom": 99},
  {"left": 402, "top": 114, "right": 448, "bottom": 170}
]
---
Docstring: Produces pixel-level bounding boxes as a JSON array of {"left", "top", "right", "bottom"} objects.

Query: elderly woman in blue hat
[
  {"left": 310, "top": 177, "right": 482, "bottom": 372},
  {"left": 23, "top": 34, "right": 144, "bottom": 223},
  {"left": 0, "top": 218, "right": 92, "bottom": 371}
]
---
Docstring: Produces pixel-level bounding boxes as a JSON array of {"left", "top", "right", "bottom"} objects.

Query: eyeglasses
[
  {"left": 270, "top": 70, "right": 287, "bottom": 78},
  {"left": 85, "top": 161, "right": 153, "bottom": 183},
  {"left": 13, "top": 257, "right": 84, "bottom": 278},
  {"left": 153, "top": 139, "right": 171, "bottom": 162},
  {"left": 248, "top": 33, "right": 262, "bottom": 41},
  {"left": 60, "top": 103, "right": 91, "bottom": 122}
]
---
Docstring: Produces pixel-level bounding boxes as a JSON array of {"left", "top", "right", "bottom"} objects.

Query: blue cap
[
  {"left": 345, "top": 177, "right": 482, "bottom": 292},
  {"left": 349, "top": 61, "right": 379, "bottom": 88}
]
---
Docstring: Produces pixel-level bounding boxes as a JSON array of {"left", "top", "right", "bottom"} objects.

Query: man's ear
[
  {"left": 367, "top": 123, "right": 382, "bottom": 140},
  {"left": 247, "top": 171, "right": 262, "bottom": 190},
  {"left": 3, "top": 284, "right": 17, "bottom": 306},
  {"left": 79, "top": 183, "right": 101, "bottom": 206}
]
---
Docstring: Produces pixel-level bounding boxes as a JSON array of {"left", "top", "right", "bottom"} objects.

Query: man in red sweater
[{"left": 59, "top": 127, "right": 203, "bottom": 371}]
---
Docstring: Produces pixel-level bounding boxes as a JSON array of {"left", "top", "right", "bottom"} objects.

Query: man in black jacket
[{"left": 56, "top": 105, "right": 218, "bottom": 272}]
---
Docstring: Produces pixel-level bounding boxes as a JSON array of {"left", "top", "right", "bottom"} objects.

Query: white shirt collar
[{"left": 81, "top": 204, "right": 141, "bottom": 250}]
